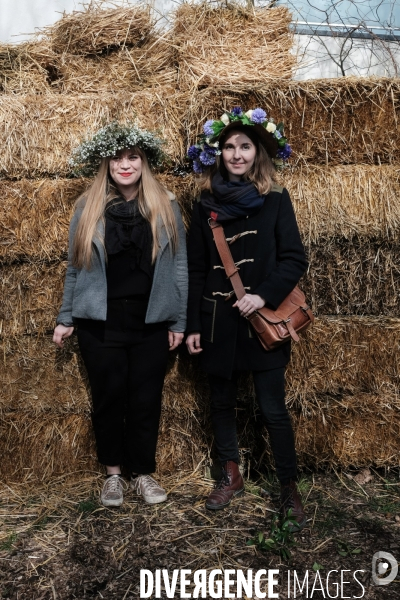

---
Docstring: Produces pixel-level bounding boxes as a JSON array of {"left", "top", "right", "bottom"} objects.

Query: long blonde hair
[
  {"left": 72, "top": 148, "right": 178, "bottom": 269},
  {"left": 198, "top": 127, "right": 276, "bottom": 195}
]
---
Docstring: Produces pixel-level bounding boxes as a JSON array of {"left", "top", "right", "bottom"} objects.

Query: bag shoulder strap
[
  {"left": 209, "top": 219, "right": 247, "bottom": 300},
  {"left": 210, "top": 219, "right": 275, "bottom": 336}
]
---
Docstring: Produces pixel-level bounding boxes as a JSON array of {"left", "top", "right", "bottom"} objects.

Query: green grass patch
[
  {"left": 368, "top": 496, "right": 400, "bottom": 514},
  {"left": 77, "top": 496, "right": 99, "bottom": 515},
  {"left": 0, "top": 533, "right": 17, "bottom": 551}
]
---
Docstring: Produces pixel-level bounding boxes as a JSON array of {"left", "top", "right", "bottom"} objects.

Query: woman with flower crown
[
  {"left": 186, "top": 107, "right": 308, "bottom": 530},
  {"left": 53, "top": 123, "right": 188, "bottom": 507}
]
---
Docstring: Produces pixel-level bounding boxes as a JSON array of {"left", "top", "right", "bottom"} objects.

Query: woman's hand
[
  {"left": 168, "top": 331, "right": 184, "bottom": 351},
  {"left": 53, "top": 324, "right": 74, "bottom": 348},
  {"left": 186, "top": 333, "right": 203, "bottom": 355},
  {"left": 233, "top": 293, "right": 265, "bottom": 317}
]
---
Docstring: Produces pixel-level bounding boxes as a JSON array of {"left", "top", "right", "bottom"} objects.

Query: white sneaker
[
  {"left": 100, "top": 475, "right": 127, "bottom": 507},
  {"left": 131, "top": 475, "right": 167, "bottom": 504}
]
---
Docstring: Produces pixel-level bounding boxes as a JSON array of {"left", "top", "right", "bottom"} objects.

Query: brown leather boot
[
  {"left": 280, "top": 480, "right": 307, "bottom": 532},
  {"left": 205, "top": 461, "right": 244, "bottom": 510}
]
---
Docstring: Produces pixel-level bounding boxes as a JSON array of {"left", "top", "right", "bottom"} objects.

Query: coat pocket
[{"left": 201, "top": 296, "right": 216, "bottom": 343}]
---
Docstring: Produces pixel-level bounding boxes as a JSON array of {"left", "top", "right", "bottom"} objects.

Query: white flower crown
[{"left": 69, "top": 121, "right": 167, "bottom": 177}]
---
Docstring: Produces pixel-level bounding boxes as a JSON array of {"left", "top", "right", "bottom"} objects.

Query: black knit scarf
[
  {"left": 200, "top": 171, "right": 265, "bottom": 221},
  {"left": 105, "top": 197, "right": 153, "bottom": 277}
]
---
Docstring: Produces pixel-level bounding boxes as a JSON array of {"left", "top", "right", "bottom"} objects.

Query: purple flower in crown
[
  {"left": 277, "top": 143, "right": 292, "bottom": 160},
  {"left": 187, "top": 145, "right": 201, "bottom": 160},
  {"left": 193, "top": 160, "right": 203, "bottom": 174},
  {"left": 251, "top": 108, "right": 267, "bottom": 124},
  {"left": 203, "top": 144, "right": 217, "bottom": 155},
  {"left": 203, "top": 120, "right": 215, "bottom": 136},
  {"left": 199, "top": 150, "right": 216, "bottom": 166},
  {"left": 231, "top": 106, "right": 243, "bottom": 117}
]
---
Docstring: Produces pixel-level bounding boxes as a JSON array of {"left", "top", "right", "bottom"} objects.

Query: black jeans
[
  {"left": 77, "top": 323, "right": 169, "bottom": 473},
  {"left": 208, "top": 368, "right": 297, "bottom": 483}
]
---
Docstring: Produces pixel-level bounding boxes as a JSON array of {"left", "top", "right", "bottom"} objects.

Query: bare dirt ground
[{"left": 1, "top": 469, "right": 399, "bottom": 599}]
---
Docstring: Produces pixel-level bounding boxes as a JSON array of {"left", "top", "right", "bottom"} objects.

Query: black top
[
  {"left": 105, "top": 197, "right": 154, "bottom": 302},
  {"left": 75, "top": 197, "right": 159, "bottom": 336},
  {"left": 187, "top": 187, "right": 308, "bottom": 379}
]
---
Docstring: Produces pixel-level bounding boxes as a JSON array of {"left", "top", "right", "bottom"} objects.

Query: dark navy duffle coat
[{"left": 186, "top": 184, "right": 308, "bottom": 379}]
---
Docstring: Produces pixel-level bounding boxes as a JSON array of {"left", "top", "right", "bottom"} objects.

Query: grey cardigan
[{"left": 57, "top": 199, "right": 188, "bottom": 332}]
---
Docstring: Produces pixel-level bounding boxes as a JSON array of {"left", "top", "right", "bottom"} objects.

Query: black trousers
[
  {"left": 208, "top": 368, "right": 297, "bottom": 483},
  {"left": 77, "top": 321, "right": 169, "bottom": 473}
]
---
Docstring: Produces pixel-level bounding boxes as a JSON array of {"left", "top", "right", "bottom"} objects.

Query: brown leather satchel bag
[{"left": 209, "top": 218, "right": 314, "bottom": 351}]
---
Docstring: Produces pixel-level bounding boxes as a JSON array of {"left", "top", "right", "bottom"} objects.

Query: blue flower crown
[{"left": 187, "top": 106, "right": 292, "bottom": 174}]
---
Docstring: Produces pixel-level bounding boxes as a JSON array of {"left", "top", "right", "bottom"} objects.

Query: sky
[{"left": 0, "top": 0, "right": 78, "bottom": 42}]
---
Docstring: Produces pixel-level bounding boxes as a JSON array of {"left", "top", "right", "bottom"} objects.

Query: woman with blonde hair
[
  {"left": 186, "top": 107, "right": 308, "bottom": 530},
  {"left": 53, "top": 123, "right": 187, "bottom": 507}
]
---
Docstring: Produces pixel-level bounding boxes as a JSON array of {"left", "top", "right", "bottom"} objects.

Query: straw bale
[
  {"left": 0, "top": 336, "right": 91, "bottom": 415},
  {"left": 185, "top": 78, "right": 400, "bottom": 165},
  {"left": 52, "top": 45, "right": 176, "bottom": 94},
  {"left": 283, "top": 164, "right": 400, "bottom": 243},
  {"left": 0, "top": 261, "right": 66, "bottom": 336},
  {"left": 0, "top": 41, "right": 56, "bottom": 94},
  {"left": 228, "top": 318, "right": 400, "bottom": 469},
  {"left": 1, "top": 332, "right": 400, "bottom": 479},
  {"left": 0, "top": 91, "right": 187, "bottom": 178},
  {"left": 2, "top": 391, "right": 399, "bottom": 482},
  {"left": 234, "top": 391, "right": 400, "bottom": 472},
  {"left": 172, "top": 3, "right": 295, "bottom": 88},
  {"left": 0, "top": 179, "right": 85, "bottom": 263},
  {"left": 1, "top": 167, "right": 399, "bottom": 263},
  {"left": 162, "top": 166, "right": 400, "bottom": 242},
  {"left": 0, "top": 4, "right": 175, "bottom": 95},
  {"left": 47, "top": 3, "right": 155, "bottom": 56},
  {"left": 181, "top": 164, "right": 400, "bottom": 242},
  {"left": 0, "top": 335, "right": 203, "bottom": 415},
  {"left": 2, "top": 317, "right": 400, "bottom": 413},
  {"left": 0, "top": 404, "right": 207, "bottom": 482},
  {"left": 0, "top": 174, "right": 194, "bottom": 262},
  {"left": 293, "top": 392, "right": 400, "bottom": 469},
  {"left": 0, "top": 406, "right": 205, "bottom": 483},
  {"left": 287, "top": 316, "right": 400, "bottom": 407},
  {"left": 0, "top": 339, "right": 206, "bottom": 479},
  {"left": 301, "top": 237, "right": 400, "bottom": 316},
  {"left": 156, "top": 353, "right": 207, "bottom": 473},
  {"left": 1, "top": 235, "right": 399, "bottom": 334},
  {"left": 0, "top": 410, "right": 98, "bottom": 482}
]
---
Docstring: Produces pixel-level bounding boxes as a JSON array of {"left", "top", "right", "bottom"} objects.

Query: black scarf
[
  {"left": 200, "top": 172, "right": 265, "bottom": 221},
  {"left": 105, "top": 197, "right": 153, "bottom": 278}
]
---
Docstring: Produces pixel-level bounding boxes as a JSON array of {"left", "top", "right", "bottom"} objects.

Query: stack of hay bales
[
  {"left": 0, "top": 4, "right": 175, "bottom": 94},
  {"left": 1, "top": 1, "right": 399, "bottom": 481},
  {"left": 46, "top": 4, "right": 176, "bottom": 93}
]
